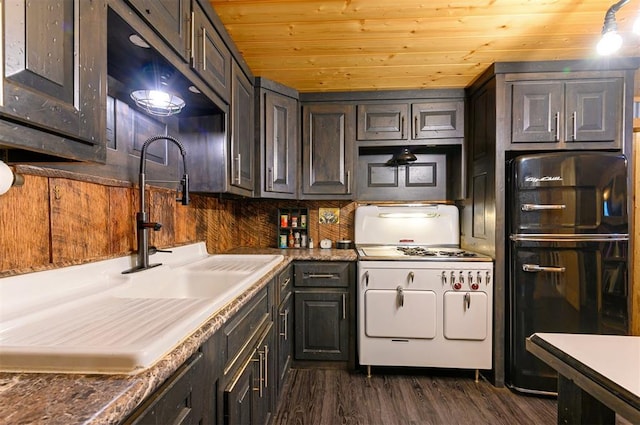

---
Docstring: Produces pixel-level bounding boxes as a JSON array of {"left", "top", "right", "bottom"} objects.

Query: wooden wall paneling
[
  {"left": 109, "top": 186, "right": 135, "bottom": 255},
  {"left": 192, "top": 194, "right": 238, "bottom": 254},
  {"left": 174, "top": 199, "right": 197, "bottom": 245},
  {"left": 234, "top": 200, "right": 262, "bottom": 248},
  {"left": 216, "top": 198, "right": 236, "bottom": 253},
  {"left": 260, "top": 201, "right": 279, "bottom": 247},
  {"left": 339, "top": 202, "right": 356, "bottom": 242},
  {"left": 192, "top": 194, "right": 218, "bottom": 254},
  {"left": 0, "top": 174, "right": 50, "bottom": 272},
  {"left": 148, "top": 187, "right": 177, "bottom": 249},
  {"left": 50, "top": 178, "right": 110, "bottom": 263}
]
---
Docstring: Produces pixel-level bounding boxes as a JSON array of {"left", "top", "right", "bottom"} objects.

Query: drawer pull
[
  {"left": 202, "top": 27, "right": 207, "bottom": 71},
  {"left": 281, "top": 277, "right": 291, "bottom": 288},
  {"left": 263, "top": 344, "right": 269, "bottom": 389},
  {"left": 189, "top": 11, "right": 195, "bottom": 61},
  {"left": 342, "top": 293, "right": 347, "bottom": 319},
  {"left": 279, "top": 308, "right": 289, "bottom": 341},
  {"left": 308, "top": 273, "right": 336, "bottom": 279}
]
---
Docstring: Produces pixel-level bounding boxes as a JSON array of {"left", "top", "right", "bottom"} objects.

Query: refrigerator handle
[
  {"left": 522, "top": 264, "right": 566, "bottom": 273},
  {"left": 521, "top": 203, "right": 566, "bottom": 212}
]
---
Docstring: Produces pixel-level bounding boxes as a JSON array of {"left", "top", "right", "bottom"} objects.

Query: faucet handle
[
  {"left": 140, "top": 222, "right": 162, "bottom": 231},
  {"left": 149, "top": 246, "right": 172, "bottom": 255}
]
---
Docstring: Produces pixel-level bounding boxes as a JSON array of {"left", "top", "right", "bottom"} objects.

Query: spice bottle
[{"left": 288, "top": 230, "right": 295, "bottom": 248}]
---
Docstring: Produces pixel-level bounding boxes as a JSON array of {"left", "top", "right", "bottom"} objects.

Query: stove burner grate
[{"left": 397, "top": 247, "right": 478, "bottom": 258}]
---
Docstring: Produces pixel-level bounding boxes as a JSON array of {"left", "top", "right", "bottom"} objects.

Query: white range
[{"left": 355, "top": 204, "right": 494, "bottom": 377}]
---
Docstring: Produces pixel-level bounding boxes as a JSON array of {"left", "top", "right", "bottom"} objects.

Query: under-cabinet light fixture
[
  {"left": 130, "top": 64, "right": 185, "bottom": 117},
  {"left": 597, "top": 0, "right": 639, "bottom": 55}
]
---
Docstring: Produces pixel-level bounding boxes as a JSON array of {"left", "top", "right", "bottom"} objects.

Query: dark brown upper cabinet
[
  {"left": 125, "top": 0, "right": 190, "bottom": 61},
  {"left": 191, "top": 0, "right": 231, "bottom": 102},
  {"left": 1, "top": 0, "right": 106, "bottom": 162},
  {"left": 301, "top": 103, "right": 355, "bottom": 199},
  {"left": 412, "top": 101, "right": 464, "bottom": 140},
  {"left": 510, "top": 77, "right": 623, "bottom": 149},
  {"left": 357, "top": 103, "right": 409, "bottom": 141},
  {"left": 255, "top": 78, "right": 299, "bottom": 198},
  {"left": 356, "top": 99, "right": 464, "bottom": 144},
  {"left": 229, "top": 60, "right": 255, "bottom": 195}
]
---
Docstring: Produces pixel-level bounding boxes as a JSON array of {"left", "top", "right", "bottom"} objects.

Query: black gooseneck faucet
[{"left": 123, "top": 135, "right": 189, "bottom": 274}]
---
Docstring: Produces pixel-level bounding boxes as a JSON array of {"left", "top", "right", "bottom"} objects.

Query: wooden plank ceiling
[{"left": 208, "top": 0, "right": 640, "bottom": 93}]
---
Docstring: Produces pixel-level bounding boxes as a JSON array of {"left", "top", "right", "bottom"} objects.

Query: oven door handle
[
  {"left": 396, "top": 286, "right": 404, "bottom": 308},
  {"left": 522, "top": 264, "right": 566, "bottom": 273},
  {"left": 521, "top": 203, "right": 566, "bottom": 212}
]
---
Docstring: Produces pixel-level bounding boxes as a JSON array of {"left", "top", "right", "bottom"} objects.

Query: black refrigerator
[{"left": 506, "top": 152, "right": 629, "bottom": 395}]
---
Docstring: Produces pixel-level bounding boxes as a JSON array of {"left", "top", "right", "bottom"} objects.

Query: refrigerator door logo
[{"left": 525, "top": 176, "right": 563, "bottom": 183}]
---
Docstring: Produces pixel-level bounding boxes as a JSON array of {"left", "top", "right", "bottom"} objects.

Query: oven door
[
  {"left": 364, "top": 289, "right": 436, "bottom": 339},
  {"left": 507, "top": 238, "right": 628, "bottom": 394}
]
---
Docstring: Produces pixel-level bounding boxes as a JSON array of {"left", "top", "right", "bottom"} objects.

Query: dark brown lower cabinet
[
  {"left": 293, "top": 261, "right": 354, "bottom": 364},
  {"left": 294, "top": 291, "right": 349, "bottom": 361},
  {"left": 224, "top": 322, "right": 274, "bottom": 425},
  {"left": 277, "top": 291, "right": 293, "bottom": 387},
  {"left": 276, "top": 264, "right": 293, "bottom": 392},
  {"left": 124, "top": 352, "right": 205, "bottom": 425}
]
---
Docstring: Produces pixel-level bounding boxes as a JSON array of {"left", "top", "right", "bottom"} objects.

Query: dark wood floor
[{"left": 273, "top": 367, "right": 557, "bottom": 425}]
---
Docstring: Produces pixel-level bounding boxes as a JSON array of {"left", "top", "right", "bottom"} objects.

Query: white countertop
[{"left": 531, "top": 333, "right": 640, "bottom": 397}]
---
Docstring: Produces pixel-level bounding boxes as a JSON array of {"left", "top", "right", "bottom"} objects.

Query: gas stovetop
[
  {"left": 357, "top": 245, "right": 493, "bottom": 262},
  {"left": 354, "top": 204, "right": 493, "bottom": 263}
]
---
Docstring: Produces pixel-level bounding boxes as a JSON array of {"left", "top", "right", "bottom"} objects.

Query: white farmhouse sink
[{"left": 0, "top": 244, "right": 283, "bottom": 374}]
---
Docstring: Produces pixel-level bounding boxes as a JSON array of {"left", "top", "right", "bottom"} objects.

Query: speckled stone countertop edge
[{"left": 0, "top": 249, "right": 357, "bottom": 425}]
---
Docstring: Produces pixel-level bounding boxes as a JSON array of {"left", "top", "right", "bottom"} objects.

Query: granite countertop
[
  {"left": 227, "top": 246, "right": 358, "bottom": 261},
  {"left": 0, "top": 249, "right": 356, "bottom": 425}
]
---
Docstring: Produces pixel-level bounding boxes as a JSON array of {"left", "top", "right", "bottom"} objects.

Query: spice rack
[{"left": 278, "top": 208, "right": 308, "bottom": 248}]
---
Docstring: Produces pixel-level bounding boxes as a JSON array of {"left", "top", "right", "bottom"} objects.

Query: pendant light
[{"left": 130, "top": 63, "right": 186, "bottom": 116}]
